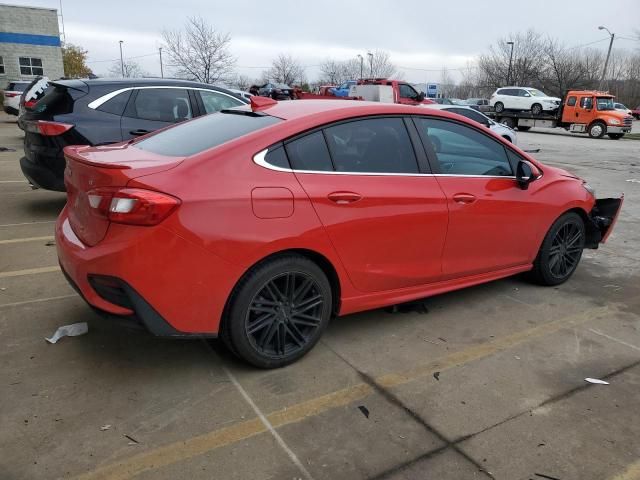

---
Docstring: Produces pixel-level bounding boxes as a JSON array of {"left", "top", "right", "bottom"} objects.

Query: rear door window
[
  {"left": 285, "top": 131, "right": 333, "bottom": 172},
  {"left": 198, "top": 90, "right": 244, "bottom": 114},
  {"left": 567, "top": 96, "right": 577, "bottom": 106},
  {"left": 324, "top": 118, "right": 419, "bottom": 173},
  {"left": 135, "top": 111, "right": 281, "bottom": 157},
  {"left": 128, "top": 88, "right": 193, "bottom": 123}
]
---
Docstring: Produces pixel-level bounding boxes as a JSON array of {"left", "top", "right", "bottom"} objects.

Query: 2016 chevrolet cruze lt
[{"left": 56, "top": 97, "right": 622, "bottom": 368}]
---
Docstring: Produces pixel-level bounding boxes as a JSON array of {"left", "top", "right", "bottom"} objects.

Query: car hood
[{"left": 543, "top": 164, "right": 581, "bottom": 180}]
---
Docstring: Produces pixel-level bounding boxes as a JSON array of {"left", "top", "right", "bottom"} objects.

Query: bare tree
[
  {"left": 108, "top": 59, "right": 146, "bottom": 78},
  {"left": 162, "top": 16, "right": 235, "bottom": 84},
  {"left": 264, "top": 54, "right": 305, "bottom": 85},
  {"left": 232, "top": 74, "right": 252, "bottom": 91},
  {"left": 541, "top": 39, "right": 592, "bottom": 96},
  {"left": 439, "top": 67, "right": 454, "bottom": 97},
  {"left": 319, "top": 58, "right": 360, "bottom": 84},
  {"left": 366, "top": 50, "right": 397, "bottom": 78}
]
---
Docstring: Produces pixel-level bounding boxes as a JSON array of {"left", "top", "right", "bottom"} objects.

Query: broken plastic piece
[
  {"left": 45, "top": 322, "right": 88, "bottom": 344},
  {"left": 585, "top": 378, "right": 609, "bottom": 385},
  {"left": 357, "top": 405, "right": 370, "bottom": 418}
]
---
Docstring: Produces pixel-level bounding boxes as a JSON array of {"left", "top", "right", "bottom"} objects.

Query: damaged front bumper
[{"left": 585, "top": 196, "right": 624, "bottom": 248}]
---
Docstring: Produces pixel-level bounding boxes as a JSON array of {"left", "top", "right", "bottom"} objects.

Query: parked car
[
  {"left": 331, "top": 80, "right": 357, "bottom": 97},
  {"left": 613, "top": 102, "right": 632, "bottom": 115},
  {"left": 56, "top": 97, "right": 621, "bottom": 368},
  {"left": 425, "top": 104, "right": 517, "bottom": 143},
  {"left": 433, "top": 98, "right": 455, "bottom": 105},
  {"left": 258, "top": 83, "right": 294, "bottom": 100},
  {"left": 2, "top": 80, "right": 31, "bottom": 115},
  {"left": 464, "top": 98, "right": 492, "bottom": 113},
  {"left": 632, "top": 105, "right": 640, "bottom": 120},
  {"left": 490, "top": 87, "right": 561, "bottom": 115},
  {"left": 227, "top": 88, "right": 254, "bottom": 102},
  {"left": 20, "top": 78, "right": 248, "bottom": 191}
]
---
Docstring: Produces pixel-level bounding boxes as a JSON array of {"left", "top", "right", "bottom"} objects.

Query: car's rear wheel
[
  {"left": 500, "top": 117, "right": 516, "bottom": 129},
  {"left": 494, "top": 102, "right": 504, "bottom": 113},
  {"left": 588, "top": 121, "right": 606, "bottom": 139},
  {"left": 531, "top": 103, "right": 543, "bottom": 115},
  {"left": 223, "top": 255, "right": 332, "bottom": 368},
  {"left": 530, "top": 212, "right": 585, "bottom": 286}
]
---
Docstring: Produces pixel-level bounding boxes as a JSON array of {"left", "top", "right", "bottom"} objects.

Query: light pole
[
  {"left": 598, "top": 26, "right": 615, "bottom": 90},
  {"left": 357, "top": 54, "right": 363, "bottom": 80},
  {"left": 367, "top": 52, "right": 373, "bottom": 78},
  {"left": 119, "top": 40, "right": 124, "bottom": 78},
  {"left": 506, "top": 41, "right": 514, "bottom": 85},
  {"left": 158, "top": 47, "right": 164, "bottom": 78}
]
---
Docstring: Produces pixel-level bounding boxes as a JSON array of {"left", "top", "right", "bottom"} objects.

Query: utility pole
[
  {"left": 58, "top": 0, "right": 66, "bottom": 44},
  {"left": 367, "top": 52, "right": 373, "bottom": 78},
  {"left": 119, "top": 40, "right": 124, "bottom": 78},
  {"left": 598, "top": 26, "right": 615, "bottom": 91},
  {"left": 357, "top": 54, "right": 363, "bottom": 80},
  {"left": 506, "top": 41, "right": 514, "bottom": 85},
  {"left": 159, "top": 47, "right": 164, "bottom": 78}
]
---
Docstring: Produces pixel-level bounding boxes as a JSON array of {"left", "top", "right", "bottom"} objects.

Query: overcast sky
[{"left": 6, "top": 0, "right": 640, "bottom": 83}]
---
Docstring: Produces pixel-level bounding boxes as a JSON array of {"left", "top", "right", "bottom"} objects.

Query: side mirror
[
  {"left": 417, "top": 92, "right": 425, "bottom": 102},
  {"left": 516, "top": 160, "right": 540, "bottom": 189}
]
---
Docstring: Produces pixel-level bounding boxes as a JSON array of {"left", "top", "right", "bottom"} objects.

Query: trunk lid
[{"left": 64, "top": 143, "right": 184, "bottom": 246}]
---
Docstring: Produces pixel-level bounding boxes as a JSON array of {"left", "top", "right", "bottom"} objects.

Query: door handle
[
  {"left": 130, "top": 129, "right": 151, "bottom": 136},
  {"left": 327, "top": 191, "right": 362, "bottom": 204},
  {"left": 452, "top": 193, "right": 476, "bottom": 204}
]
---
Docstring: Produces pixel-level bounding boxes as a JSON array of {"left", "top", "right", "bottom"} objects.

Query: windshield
[
  {"left": 596, "top": 97, "right": 615, "bottom": 111},
  {"left": 528, "top": 89, "right": 548, "bottom": 97}
]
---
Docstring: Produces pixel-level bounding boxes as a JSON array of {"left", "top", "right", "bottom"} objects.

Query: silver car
[{"left": 424, "top": 104, "right": 518, "bottom": 144}]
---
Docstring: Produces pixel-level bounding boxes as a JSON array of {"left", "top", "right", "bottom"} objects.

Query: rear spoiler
[{"left": 52, "top": 79, "right": 90, "bottom": 93}]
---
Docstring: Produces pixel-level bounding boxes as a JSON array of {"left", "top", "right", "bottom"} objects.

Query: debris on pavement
[
  {"left": 124, "top": 434, "right": 139, "bottom": 445},
  {"left": 45, "top": 240, "right": 55, "bottom": 246},
  {"left": 100, "top": 425, "right": 111, "bottom": 431},
  {"left": 534, "top": 473, "right": 561, "bottom": 480},
  {"left": 45, "top": 322, "right": 88, "bottom": 344},
  {"left": 585, "top": 378, "right": 609, "bottom": 385},
  {"left": 357, "top": 405, "right": 370, "bottom": 418},
  {"left": 523, "top": 148, "right": 541, "bottom": 153},
  {"left": 385, "top": 300, "right": 429, "bottom": 314},
  {"left": 626, "top": 179, "right": 640, "bottom": 183},
  {"left": 0, "top": 146, "right": 16, "bottom": 152},
  {"left": 433, "top": 371, "right": 441, "bottom": 381}
]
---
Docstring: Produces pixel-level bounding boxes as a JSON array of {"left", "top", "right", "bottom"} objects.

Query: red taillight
[
  {"left": 24, "top": 99, "right": 37, "bottom": 108},
  {"left": 36, "top": 120, "right": 74, "bottom": 136},
  {"left": 86, "top": 188, "right": 180, "bottom": 226},
  {"left": 5, "top": 92, "right": 19, "bottom": 98}
]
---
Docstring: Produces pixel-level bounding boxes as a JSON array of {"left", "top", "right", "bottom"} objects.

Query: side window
[
  {"left": 399, "top": 84, "right": 418, "bottom": 99},
  {"left": 448, "top": 108, "right": 487, "bottom": 125},
  {"left": 324, "top": 117, "right": 418, "bottom": 173},
  {"left": 496, "top": 89, "right": 506, "bottom": 95},
  {"left": 285, "top": 131, "right": 333, "bottom": 172},
  {"left": 415, "top": 118, "right": 513, "bottom": 176},
  {"left": 579, "top": 97, "right": 593, "bottom": 109},
  {"left": 567, "top": 96, "right": 577, "bottom": 107},
  {"left": 518, "top": 89, "right": 529, "bottom": 97},
  {"left": 96, "top": 91, "right": 132, "bottom": 116},
  {"left": 264, "top": 144, "right": 290, "bottom": 169},
  {"left": 130, "top": 88, "right": 192, "bottom": 122},
  {"left": 199, "top": 90, "right": 243, "bottom": 114}
]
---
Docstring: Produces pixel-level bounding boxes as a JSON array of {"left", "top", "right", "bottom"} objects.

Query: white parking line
[
  {"left": 588, "top": 328, "right": 640, "bottom": 352},
  {"left": 0, "top": 220, "right": 55, "bottom": 228},
  {"left": 0, "top": 180, "right": 26, "bottom": 183},
  {"left": 0, "top": 294, "right": 76, "bottom": 309},
  {"left": 0, "top": 266, "right": 60, "bottom": 278},
  {"left": 0, "top": 235, "right": 54, "bottom": 245}
]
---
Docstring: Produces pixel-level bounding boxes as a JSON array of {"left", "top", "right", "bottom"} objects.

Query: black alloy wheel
[
  {"left": 222, "top": 255, "right": 332, "bottom": 368},
  {"left": 530, "top": 212, "right": 585, "bottom": 286}
]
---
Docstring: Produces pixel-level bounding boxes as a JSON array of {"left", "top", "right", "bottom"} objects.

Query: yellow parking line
[
  {"left": 610, "top": 460, "right": 640, "bottom": 480},
  {"left": 70, "top": 305, "right": 610, "bottom": 480},
  {"left": 0, "top": 235, "right": 54, "bottom": 245},
  {"left": 0, "top": 266, "right": 59, "bottom": 278}
]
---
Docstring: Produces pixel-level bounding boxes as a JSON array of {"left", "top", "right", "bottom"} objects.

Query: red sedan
[{"left": 56, "top": 97, "right": 622, "bottom": 368}]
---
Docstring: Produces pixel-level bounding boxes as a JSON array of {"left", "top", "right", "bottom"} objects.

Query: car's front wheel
[
  {"left": 222, "top": 255, "right": 332, "bottom": 368},
  {"left": 530, "top": 212, "right": 585, "bottom": 286},
  {"left": 531, "top": 103, "right": 543, "bottom": 115}
]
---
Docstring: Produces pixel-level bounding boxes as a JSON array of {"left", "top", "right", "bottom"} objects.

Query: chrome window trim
[
  {"left": 87, "top": 86, "right": 244, "bottom": 110},
  {"left": 253, "top": 148, "right": 517, "bottom": 179}
]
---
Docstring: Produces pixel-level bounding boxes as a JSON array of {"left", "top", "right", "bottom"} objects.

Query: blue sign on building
[{"left": 426, "top": 83, "right": 438, "bottom": 98}]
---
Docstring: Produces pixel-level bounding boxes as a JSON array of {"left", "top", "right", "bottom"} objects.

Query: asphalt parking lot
[{"left": 1, "top": 111, "right": 640, "bottom": 480}]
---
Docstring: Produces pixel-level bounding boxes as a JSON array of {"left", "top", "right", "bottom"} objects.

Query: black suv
[{"left": 20, "top": 78, "right": 248, "bottom": 191}]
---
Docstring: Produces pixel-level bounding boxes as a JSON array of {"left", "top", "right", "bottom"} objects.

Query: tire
[
  {"left": 494, "top": 102, "right": 504, "bottom": 113},
  {"left": 222, "top": 254, "right": 332, "bottom": 368},
  {"left": 517, "top": 126, "right": 531, "bottom": 132},
  {"left": 588, "top": 121, "right": 606, "bottom": 139},
  {"left": 530, "top": 212, "right": 585, "bottom": 286},
  {"left": 531, "top": 103, "right": 543, "bottom": 115},
  {"left": 500, "top": 117, "right": 516, "bottom": 129},
  {"left": 608, "top": 133, "right": 623, "bottom": 140},
  {"left": 502, "top": 135, "right": 513, "bottom": 143}
]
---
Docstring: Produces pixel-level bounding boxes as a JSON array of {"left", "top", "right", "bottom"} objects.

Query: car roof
[{"left": 55, "top": 77, "right": 233, "bottom": 90}]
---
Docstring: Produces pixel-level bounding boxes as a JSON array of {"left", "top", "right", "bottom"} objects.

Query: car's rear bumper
[
  {"left": 55, "top": 207, "right": 241, "bottom": 336},
  {"left": 20, "top": 156, "right": 66, "bottom": 191}
]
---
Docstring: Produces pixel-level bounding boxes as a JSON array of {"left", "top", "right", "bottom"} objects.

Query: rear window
[
  {"left": 135, "top": 111, "right": 281, "bottom": 157},
  {"left": 32, "top": 85, "right": 74, "bottom": 115},
  {"left": 6, "top": 82, "right": 29, "bottom": 92}
]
